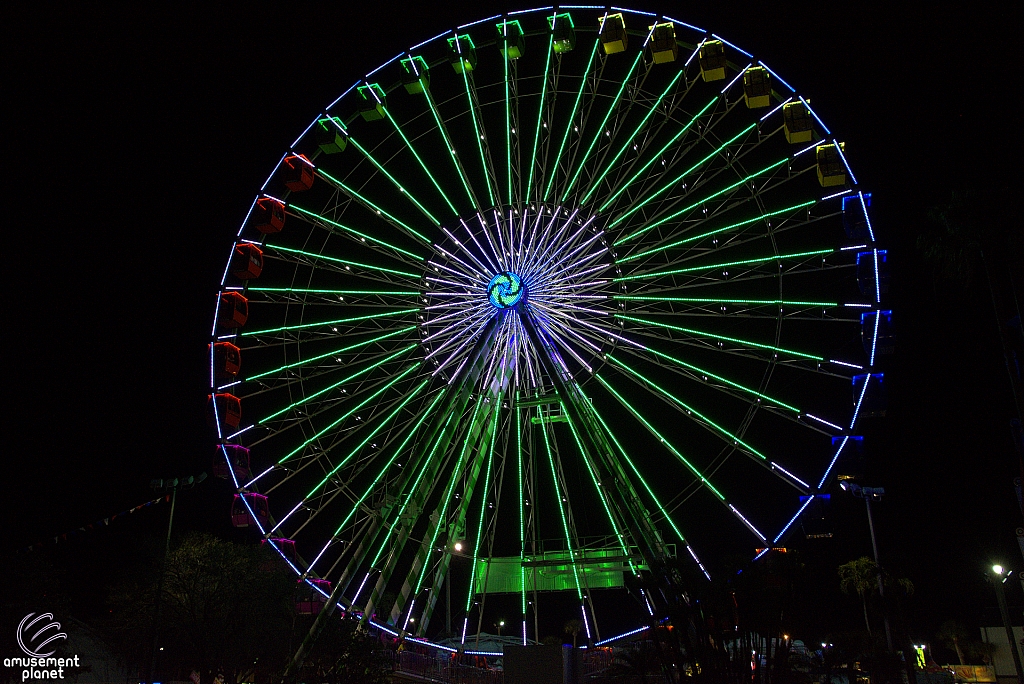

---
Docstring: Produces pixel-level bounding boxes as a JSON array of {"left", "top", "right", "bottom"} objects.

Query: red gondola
[
  {"left": 230, "top": 243, "right": 263, "bottom": 280},
  {"left": 253, "top": 197, "right": 286, "bottom": 234},
  {"left": 218, "top": 291, "right": 248, "bottom": 328},
  {"left": 213, "top": 444, "right": 250, "bottom": 481},
  {"left": 296, "top": 578, "right": 331, "bottom": 615},
  {"left": 231, "top": 492, "right": 269, "bottom": 528},
  {"left": 207, "top": 393, "right": 241, "bottom": 429},
  {"left": 282, "top": 155, "right": 314, "bottom": 192},
  {"left": 211, "top": 342, "right": 241, "bottom": 378}
]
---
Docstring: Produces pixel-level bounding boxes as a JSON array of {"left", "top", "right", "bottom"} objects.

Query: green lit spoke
[
  {"left": 594, "top": 374, "right": 725, "bottom": 501},
  {"left": 543, "top": 37, "right": 599, "bottom": 202},
  {"left": 613, "top": 248, "right": 835, "bottom": 283},
  {"left": 528, "top": 34, "right": 556, "bottom": 203},
  {"left": 288, "top": 205, "right": 427, "bottom": 262},
  {"left": 248, "top": 287, "right": 420, "bottom": 296},
  {"left": 561, "top": 50, "right": 645, "bottom": 202},
  {"left": 465, "top": 401, "right": 501, "bottom": 612},
  {"left": 613, "top": 295, "right": 838, "bottom": 307},
  {"left": 247, "top": 326, "right": 417, "bottom": 381},
  {"left": 597, "top": 96, "right": 718, "bottom": 213},
  {"left": 266, "top": 379, "right": 432, "bottom": 501},
  {"left": 412, "top": 397, "right": 489, "bottom": 594},
  {"left": 382, "top": 107, "right": 461, "bottom": 217},
  {"left": 579, "top": 71, "right": 683, "bottom": 206},
  {"left": 345, "top": 135, "right": 442, "bottom": 226},
  {"left": 260, "top": 344, "right": 418, "bottom": 424},
  {"left": 276, "top": 362, "right": 422, "bottom": 466},
  {"left": 315, "top": 169, "right": 431, "bottom": 244},
  {"left": 281, "top": 379, "right": 433, "bottom": 527},
  {"left": 420, "top": 86, "right": 480, "bottom": 211},
  {"left": 327, "top": 390, "right": 448, "bottom": 539},
  {"left": 615, "top": 314, "right": 822, "bottom": 361},
  {"left": 265, "top": 244, "right": 421, "bottom": 279},
  {"left": 459, "top": 60, "right": 496, "bottom": 207},
  {"left": 603, "top": 355, "right": 767, "bottom": 460},
  {"left": 538, "top": 407, "right": 584, "bottom": 599},
  {"left": 369, "top": 410, "right": 457, "bottom": 568},
  {"left": 562, "top": 409, "right": 637, "bottom": 574},
  {"left": 502, "top": 22, "right": 513, "bottom": 208},
  {"left": 610, "top": 121, "right": 763, "bottom": 239},
  {"left": 516, "top": 407, "right": 526, "bottom": 617},
  {"left": 618, "top": 200, "right": 816, "bottom": 264},
  {"left": 588, "top": 402, "right": 690, "bottom": 544},
  {"left": 240, "top": 308, "right": 418, "bottom": 338},
  {"left": 612, "top": 142, "right": 779, "bottom": 243},
  {"left": 612, "top": 341, "right": 800, "bottom": 413}
]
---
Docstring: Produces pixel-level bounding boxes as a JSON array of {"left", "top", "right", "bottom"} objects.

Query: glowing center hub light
[{"left": 487, "top": 271, "right": 526, "bottom": 308}]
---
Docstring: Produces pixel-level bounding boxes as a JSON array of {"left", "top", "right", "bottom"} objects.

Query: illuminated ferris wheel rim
[{"left": 208, "top": 4, "right": 888, "bottom": 652}]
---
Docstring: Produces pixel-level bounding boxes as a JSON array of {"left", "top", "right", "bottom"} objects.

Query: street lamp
[
  {"left": 988, "top": 564, "right": 1024, "bottom": 682},
  {"left": 443, "top": 540, "right": 466, "bottom": 637},
  {"left": 839, "top": 481, "right": 894, "bottom": 653},
  {"left": 148, "top": 472, "right": 207, "bottom": 684}
]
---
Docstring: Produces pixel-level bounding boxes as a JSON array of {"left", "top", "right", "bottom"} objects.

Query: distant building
[{"left": 979, "top": 606, "right": 1023, "bottom": 684}]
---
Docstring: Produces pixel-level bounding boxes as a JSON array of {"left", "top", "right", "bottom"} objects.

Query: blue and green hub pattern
[{"left": 487, "top": 271, "right": 526, "bottom": 309}]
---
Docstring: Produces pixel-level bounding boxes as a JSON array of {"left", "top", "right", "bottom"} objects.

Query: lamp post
[
  {"left": 148, "top": 473, "right": 207, "bottom": 684},
  {"left": 840, "top": 482, "right": 894, "bottom": 653},
  {"left": 447, "top": 540, "right": 465, "bottom": 637},
  {"left": 989, "top": 564, "right": 1024, "bottom": 682}
]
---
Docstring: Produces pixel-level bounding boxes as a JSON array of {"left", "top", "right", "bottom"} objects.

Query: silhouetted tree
[
  {"left": 297, "top": 614, "right": 389, "bottom": 684},
  {"left": 106, "top": 533, "right": 294, "bottom": 682},
  {"left": 838, "top": 557, "right": 877, "bottom": 636},
  {"left": 564, "top": 618, "right": 584, "bottom": 648},
  {"left": 936, "top": 620, "right": 967, "bottom": 665}
]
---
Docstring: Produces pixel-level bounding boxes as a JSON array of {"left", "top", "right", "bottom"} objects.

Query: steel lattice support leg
[
  {"left": 362, "top": 316, "right": 503, "bottom": 626},
  {"left": 519, "top": 306, "right": 667, "bottom": 575}
]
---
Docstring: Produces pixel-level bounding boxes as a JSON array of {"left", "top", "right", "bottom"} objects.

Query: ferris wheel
[{"left": 207, "top": 6, "right": 889, "bottom": 650}]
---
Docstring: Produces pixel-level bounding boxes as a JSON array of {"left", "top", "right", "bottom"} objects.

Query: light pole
[
  {"left": 840, "top": 482, "right": 894, "bottom": 653},
  {"left": 148, "top": 473, "right": 206, "bottom": 684},
  {"left": 989, "top": 564, "right": 1024, "bottom": 682},
  {"left": 447, "top": 540, "right": 465, "bottom": 638}
]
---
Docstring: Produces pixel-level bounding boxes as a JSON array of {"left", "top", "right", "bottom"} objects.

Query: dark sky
[{"left": 5, "top": 2, "right": 1020, "bottom": 646}]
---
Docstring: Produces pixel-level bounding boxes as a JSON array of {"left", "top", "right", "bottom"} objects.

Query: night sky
[{"left": 5, "top": 2, "right": 1020, "bottom": 650}]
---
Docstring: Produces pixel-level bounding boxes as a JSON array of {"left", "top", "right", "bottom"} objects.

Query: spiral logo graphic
[
  {"left": 487, "top": 271, "right": 525, "bottom": 309},
  {"left": 17, "top": 613, "right": 67, "bottom": 657}
]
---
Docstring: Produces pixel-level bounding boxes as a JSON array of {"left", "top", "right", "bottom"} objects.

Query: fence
[{"left": 387, "top": 649, "right": 504, "bottom": 683}]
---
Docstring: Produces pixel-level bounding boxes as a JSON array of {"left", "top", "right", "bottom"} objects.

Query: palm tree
[
  {"left": 839, "top": 557, "right": 915, "bottom": 643},
  {"left": 936, "top": 620, "right": 967, "bottom": 665},
  {"left": 838, "top": 557, "right": 878, "bottom": 636},
  {"left": 563, "top": 619, "right": 584, "bottom": 648}
]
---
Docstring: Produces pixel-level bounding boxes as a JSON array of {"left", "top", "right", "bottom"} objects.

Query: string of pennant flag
[{"left": 16, "top": 494, "right": 171, "bottom": 553}]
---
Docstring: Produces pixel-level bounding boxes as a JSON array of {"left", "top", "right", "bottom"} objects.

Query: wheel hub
[{"left": 486, "top": 270, "right": 526, "bottom": 309}]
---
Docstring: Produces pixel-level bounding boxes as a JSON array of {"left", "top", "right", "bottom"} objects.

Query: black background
[{"left": 4, "top": 1, "right": 1020, "bottom": 648}]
